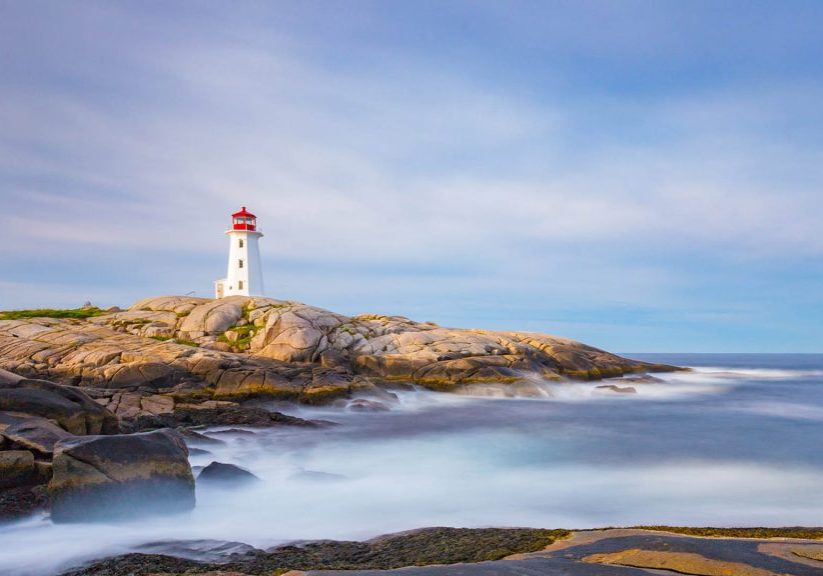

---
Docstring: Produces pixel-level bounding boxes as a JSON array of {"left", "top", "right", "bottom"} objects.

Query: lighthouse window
[
  {"left": 239, "top": 259, "right": 244, "bottom": 268},
  {"left": 239, "top": 239, "right": 244, "bottom": 248},
  {"left": 238, "top": 280, "right": 244, "bottom": 290}
]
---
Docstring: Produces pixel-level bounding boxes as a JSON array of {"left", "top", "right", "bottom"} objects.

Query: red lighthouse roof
[
  {"left": 231, "top": 206, "right": 258, "bottom": 231},
  {"left": 232, "top": 206, "right": 256, "bottom": 218}
]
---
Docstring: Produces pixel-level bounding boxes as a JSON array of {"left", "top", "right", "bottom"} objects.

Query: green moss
[
  {"left": 149, "top": 336, "right": 171, "bottom": 342},
  {"left": 211, "top": 387, "right": 300, "bottom": 402},
  {"left": 174, "top": 339, "right": 199, "bottom": 347},
  {"left": 219, "top": 323, "right": 258, "bottom": 352},
  {"left": 0, "top": 307, "right": 107, "bottom": 320},
  {"left": 338, "top": 323, "right": 357, "bottom": 335}
]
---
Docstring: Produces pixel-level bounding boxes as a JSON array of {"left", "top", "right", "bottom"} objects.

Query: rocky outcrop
[
  {"left": 0, "top": 371, "right": 122, "bottom": 519},
  {"left": 0, "top": 296, "right": 676, "bottom": 411},
  {"left": 49, "top": 428, "right": 195, "bottom": 522}
]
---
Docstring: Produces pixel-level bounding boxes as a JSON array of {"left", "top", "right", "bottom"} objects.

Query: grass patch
[
  {"left": 149, "top": 336, "right": 171, "bottom": 342},
  {"left": 0, "top": 307, "right": 107, "bottom": 320},
  {"left": 174, "top": 338, "right": 199, "bottom": 347}
]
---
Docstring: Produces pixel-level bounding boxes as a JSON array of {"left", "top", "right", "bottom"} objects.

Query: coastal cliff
[{"left": 0, "top": 296, "right": 677, "bottom": 423}]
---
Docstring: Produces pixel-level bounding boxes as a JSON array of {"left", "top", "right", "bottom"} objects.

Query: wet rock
[
  {"left": 206, "top": 428, "right": 257, "bottom": 436},
  {"left": 198, "top": 461, "right": 260, "bottom": 486},
  {"left": 135, "top": 405, "right": 318, "bottom": 430},
  {"left": 0, "top": 449, "right": 38, "bottom": 489},
  {"left": 595, "top": 384, "right": 637, "bottom": 394},
  {"left": 0, "top": 484, "right": 48, "bottom": 520},
  {"left": 175, "top": 427, "right": 226, "bottom": 445},
  {"left": 135, "top": 539, "right": 260, "bottom": 562},
  {"left": 347, "top": 398, "right": 390, "bottom": 412},
  {"left": 49, "top": 428, "right": 195, "bottom": 522},
  {"left": 583, "top": 548, "right": 773, "bottom": 576},
  {"left": 621, "top": 374, "right": 665, "bottom": 384}
]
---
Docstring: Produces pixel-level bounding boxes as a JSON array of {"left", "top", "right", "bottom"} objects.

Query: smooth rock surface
[
  {"left": 197, "top": 461, "right": 260, "bottom": 486},
  {"left": 0, "top": 378, "right": 118, "bottom": 435},
  {"left": 49, "top": 428, "right": 195, "bottom": 522}
]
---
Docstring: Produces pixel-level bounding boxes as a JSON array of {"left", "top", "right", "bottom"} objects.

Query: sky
[{"left": 1, "top": 1, "right": 822, "bottom": 352}]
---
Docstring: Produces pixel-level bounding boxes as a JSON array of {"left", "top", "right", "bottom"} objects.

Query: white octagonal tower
[{"left": 214, "top": 206, "right": 265, "bottom": 298}]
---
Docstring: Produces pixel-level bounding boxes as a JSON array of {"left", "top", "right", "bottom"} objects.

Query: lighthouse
[{"left": 214, "top": 207, "right": 265, "bottom": 298}]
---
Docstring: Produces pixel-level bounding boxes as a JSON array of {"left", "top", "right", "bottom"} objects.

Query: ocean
[{"left": 2, "top": 353, "right": 822, "bottom": 575}]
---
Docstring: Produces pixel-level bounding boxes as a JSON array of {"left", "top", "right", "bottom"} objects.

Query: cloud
[{"left": 0, "top": 1, "right": 821, "bottom": 350}]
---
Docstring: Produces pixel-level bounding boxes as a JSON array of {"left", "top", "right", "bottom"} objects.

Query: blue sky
[{"left": 1, "top": 1, "right": 821, "bottom": 352}]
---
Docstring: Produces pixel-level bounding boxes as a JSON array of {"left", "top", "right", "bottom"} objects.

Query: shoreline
[{"left": 59, "top": 526, "right": 823, "bottom": 576}]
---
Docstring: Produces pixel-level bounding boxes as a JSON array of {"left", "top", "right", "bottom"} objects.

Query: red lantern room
[{"left": 231, "top": 206, "right": 257, "bottom": 231}]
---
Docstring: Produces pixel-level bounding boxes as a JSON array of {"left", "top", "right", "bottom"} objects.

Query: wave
[{"left": 686, "top": 366, "right": 823, "bottom": 379}]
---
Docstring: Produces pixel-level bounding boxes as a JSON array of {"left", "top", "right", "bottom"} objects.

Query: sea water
[{"left": 1, "top": 353, "right": 822, "bottom": 575}]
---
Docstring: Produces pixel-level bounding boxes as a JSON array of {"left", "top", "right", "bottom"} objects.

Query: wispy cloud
[{"left": 1, "top": 1, "right": 821, "bottom": 351}]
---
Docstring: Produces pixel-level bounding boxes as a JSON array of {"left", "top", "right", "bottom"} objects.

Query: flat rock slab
[
  {"left": 304, "top": 530, "right": 823, "bottom": 576},
  {"left": 302, "top": 558, "right": 657, "bottom": 575}
]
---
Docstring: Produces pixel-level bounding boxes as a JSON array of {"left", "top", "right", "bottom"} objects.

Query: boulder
[
  {"left": 49, "top": 428, "right": 195, "bottom": 522},
  {"left": 0, "top": 415, "right": 74, "bottom": 455},
  {"left": 197, "top": 461, "right": 260, "bottom": 486},
  {"left": 595, "top": 384, "right": 637, "bottom": 394},
  {"left": 0, "top": 378, "right": 118, "bottom": 435},
  {"left": 179, "top": 297, "right": 245, "bottom": 336},
  {"left": 347, "top": 399, "right": 390, "bottom": 412}
]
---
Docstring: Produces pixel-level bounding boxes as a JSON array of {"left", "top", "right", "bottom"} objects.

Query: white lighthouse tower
[{"left": 214, "top": 207, "right": 265, "bottom": 298}]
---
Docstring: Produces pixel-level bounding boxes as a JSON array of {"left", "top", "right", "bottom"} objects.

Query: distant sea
[{"left": 3, "top": 353, "right": 823, "bottom": 576}]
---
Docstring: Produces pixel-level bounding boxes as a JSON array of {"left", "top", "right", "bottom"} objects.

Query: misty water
[{"left": 2, "top": 353, "right": 823, "bottom": 575}]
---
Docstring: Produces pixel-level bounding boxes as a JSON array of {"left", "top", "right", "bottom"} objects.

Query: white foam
[{"left": 3, "top": 446, "right": 822, "bottom": 575}]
